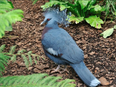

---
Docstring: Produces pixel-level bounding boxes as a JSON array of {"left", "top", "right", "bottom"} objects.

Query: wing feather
[{"left": 42, "top": 28, "right": 84, "bottom": 64}]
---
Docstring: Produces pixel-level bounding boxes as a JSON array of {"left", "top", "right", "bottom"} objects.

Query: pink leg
[{"left": 51, "top": 65, "right": 69, "bottom": 73}]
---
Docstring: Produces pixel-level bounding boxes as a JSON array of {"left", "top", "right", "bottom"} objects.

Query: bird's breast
[{"left": 42, "top": 27, "right": 52, "bottom": 39}]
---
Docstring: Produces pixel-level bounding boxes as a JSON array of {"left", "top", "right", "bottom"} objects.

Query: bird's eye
[{"left": 47, "top": 18, "right": 51, "bottom": 21}]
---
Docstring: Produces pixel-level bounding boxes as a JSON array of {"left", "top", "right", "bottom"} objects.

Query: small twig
[{"left": 2, "top": 35, "right": 19, "bottom": 39}]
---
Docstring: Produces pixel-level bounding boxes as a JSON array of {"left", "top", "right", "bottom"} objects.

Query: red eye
[{"left": 47, "top": 19, "right": 51, "bottom": 21}]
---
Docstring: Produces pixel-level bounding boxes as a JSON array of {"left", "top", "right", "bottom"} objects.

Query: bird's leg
[
  {"left": 51, "top": 65, "right": 61, "bottom": 73},
  {"left": 51, "top": 65, "right": 69, "bottom": 74},
  {"left": 54, "top": 65, "right": 60, "bottom": 71},
  {"left": 61, "top": 65, "right": 69, "bottom": 73},
  {"left": 64, "top": 65, "right": 67, "bottom": 71}
]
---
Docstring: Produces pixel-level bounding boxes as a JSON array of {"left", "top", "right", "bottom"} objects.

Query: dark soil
[{"left": 0, "top": 0, "right": 116, "bottom": 87}]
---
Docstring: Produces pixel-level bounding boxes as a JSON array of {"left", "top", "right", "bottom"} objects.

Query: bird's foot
[
  {"left": 51, "top": 65, "right": 61, "bottom": 73},
  {"left": 51, "top": 65, "right": 69, "bottom": 74},
  {"left": 61, "top": 66, "right": 69, "bottom": 74}
]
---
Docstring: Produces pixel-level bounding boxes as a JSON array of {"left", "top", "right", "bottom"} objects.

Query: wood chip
[
  {"left": 89, "top": 52, "right": 95, "bottom": 55},
  {"left": 84, "top": 54, "right": 88, "bottom": 58},
  {"left": 99, "top": 77, "right": 110, "bottom": 86}
]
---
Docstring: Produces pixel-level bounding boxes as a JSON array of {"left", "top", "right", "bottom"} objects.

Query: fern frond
[
  {"left": 17, "top": 49, "right": 26, "bottom": 55},
  {"left": 21, "top": 54, "right": 29, "bottom": 68},
  {"left": 0, "top": 0, "right": 13, "bottom": 11},
  {"left": 0, "top": 44, "right": 5, "bottom": 53},
  {"left": 9, "top": 45, "right": 16, "bottom": 54},
  {"left": 0, "top": 73, "right": 76, "bottom": 87},
  {"left": 0, "top": 53, "right": 10, "bottom": 76},
  {"left": 0, "top": 45, "right": 42, "bottom": 71},
  {"left": 27, "top": 51, "right": 32, "bottom": 65},
  {"left": 0, "top": 9, "right": 23, "bottom": 32},
  {"left": 0, "top": 1, "right": 23, "bottom": 38},
  {"left": 10, "top": 55, "right": 16, "bottom": 62}
]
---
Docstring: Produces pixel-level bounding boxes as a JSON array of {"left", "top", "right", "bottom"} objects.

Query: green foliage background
[
  {"left": 0, "top": 0, "right": 23, "bottom": 38},
  {"left": 0, "top": 73, "right": 76, "bottom": 87},
  {"left": 41, "top": 0, "right": 104, "bottom": 29}
]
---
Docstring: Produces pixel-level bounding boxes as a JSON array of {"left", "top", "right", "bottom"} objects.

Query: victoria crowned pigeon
[{"left": 40, "top": 7, "right": 100, "bottom": 87}]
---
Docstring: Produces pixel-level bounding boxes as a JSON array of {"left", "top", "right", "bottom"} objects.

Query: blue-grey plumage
[
  {"left": 70, "top": 62, "right": 100, "bottom": 86},
  {"left": 42, "top": 7, "right": 70, "bottom": 27},
  {"left": 41, "top": 10, "right": 100, "bottom": 86}
]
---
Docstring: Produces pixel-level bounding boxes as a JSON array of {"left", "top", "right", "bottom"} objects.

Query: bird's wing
[{"left": 42, "top": 28, "right": 84, "bottom": 64}]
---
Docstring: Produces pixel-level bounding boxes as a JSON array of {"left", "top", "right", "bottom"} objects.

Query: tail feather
[{"left": 70, "top": 62, "right": 100, "bottom": 87}]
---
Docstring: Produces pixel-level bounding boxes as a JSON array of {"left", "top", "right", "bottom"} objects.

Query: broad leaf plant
[{"left": 41, "top": 0, "right": 105, "bottom": 29}]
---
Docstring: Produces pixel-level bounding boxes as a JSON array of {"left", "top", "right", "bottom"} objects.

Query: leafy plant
[
  {"left": 41, "top": 0, "right": 105, "bottom": 29},
  {"left": 0, "top": 0, "right": 24, "bottom": 38},
  {"left": 102, "top": 0, "right": 116, "bottom": 21},
  {"left": 0, "top": 52, "right": 10, "bottom": 76},
  {"left": 100, "top": 25, "right": 116, "bottom": 38},
  {"left": 0, "top": 73, "right": 76, "bottom": 87},
  {"left": 0, "top": 44, "right": 41, "bottom": 76}
]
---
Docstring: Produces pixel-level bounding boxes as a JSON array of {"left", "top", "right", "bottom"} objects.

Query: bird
[{"left": 40, "top": 7, "right": 100, "bottom": 87}]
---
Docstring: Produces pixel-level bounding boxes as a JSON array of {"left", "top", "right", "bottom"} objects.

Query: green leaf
[
  {"left": 0, "top": 73, "right": 76, "bottom": 87},
  {"left": 0, "top": 9, "right": 23, "bottom": 38},
  {"left": 94, "top": 5, "right": 102, "bottom": 12},
  {"left": 89, "top": 4, "right": 104, "bottom": 14},
  {"left": 0, "top": 52, "right": 10, "bottom": 76},
  {"left": 85, "top": 15, "right": 104, "bottom": 29},
  {"left": 28, "top": 51, "right": 32, "bottom": 65},
  {"left": 37, "top": 56, "right": 39, "bottom": 61},
  {"left": 68, "top": 15, "right": 84, "bottom": 24},
  {"left": 5, "top": 24, "right": 12, "bottom": 31},
  {"left": 78, "top": 0, "right": 90, "bottom": 9},
  {"left": 89, "top": 0, "right": 96, "bottom": 6},
  {"left": 21, "top": 54, "right": 29, "bottom": 68},
  {"left": 100, "top": 28, "right": 114, "bottom": 38},
  {"left": 0, "top": 62, "right": 5, "bottom": 71},
  {"left": 9, "top": 45, "right": 16, "bottom": 54},
  {"left": 34, "top": 56, "right": 37, "bottom": 64},
  {"left": 0, "top": 44, "right": 5, "bottom": 52},
  {"left": 10, "top": 55, "right": 16, "bottom": 62},
  {"left": 113, "top": 12, "right": 116, "bottom": 16},
  {"left": 60, "top": 5, "right": 70, "bottom": 11},
  {"left": 114, "top": 25, "right": 116, "bottom": 29},
  {"left": 0, "top": 53, "right": 10, "bottom": 60},
  {"left": 41, "top": 1, "right": 65, "bottom": 10},
  {"left": 8, "top": 1, "right": 14, "bottom": 8},
  {"left": 17, "top": 49, "right": 26, "bottom": 55},
  {"left": 0, "top": 2, "right": 13, "bottom": 11}
]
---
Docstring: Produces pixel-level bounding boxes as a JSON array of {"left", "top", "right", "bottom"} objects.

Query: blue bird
[{"left": 41, "top": 8, "right": 100, "bottom": 87}]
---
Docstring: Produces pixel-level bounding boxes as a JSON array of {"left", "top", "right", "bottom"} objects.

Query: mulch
[{"left": 0, "top": 0, "right": 116, "bottom": 87}]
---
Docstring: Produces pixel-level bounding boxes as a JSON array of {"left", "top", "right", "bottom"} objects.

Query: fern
[
  {"left": 0, "top": 44, "right": 42, "bottom": 76},
  {"left": 0, "top": 44, "right": 10, "bottom": 76},
  {"left": 31, "top": 0, "right": 39, "bottom": 4},
  {"left": 0, "top": 0, "right": 24, "bottom": 38},
  {"left": 8, "top": 45, "right": 40, "bottom": 68},
  {"left": 0, "top": 53, "right": 10, "bottom": 76},
  {"left": 0, "top": 73, "right": 76, "bottom": 87}
]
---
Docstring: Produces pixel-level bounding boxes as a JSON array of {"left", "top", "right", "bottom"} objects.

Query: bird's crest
[{"left": 43, "top": 7, "right": 71, "bottom": 27}]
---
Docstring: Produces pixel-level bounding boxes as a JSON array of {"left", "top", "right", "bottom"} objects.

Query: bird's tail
[{"left": 70, "top": 62, "right": 100, "bottom": 87}]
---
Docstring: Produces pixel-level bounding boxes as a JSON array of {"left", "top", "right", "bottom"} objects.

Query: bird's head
[{"left": 40, "top": 7, "right": 71, "bottom": 27}]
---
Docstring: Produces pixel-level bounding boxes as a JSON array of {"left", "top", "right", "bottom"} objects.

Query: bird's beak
[
  {"left": 40, "top": 20, "right": 46, "bottom": 25},
  {"left": 40, "top": 21, "right": 44, "bottom": 25}
]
